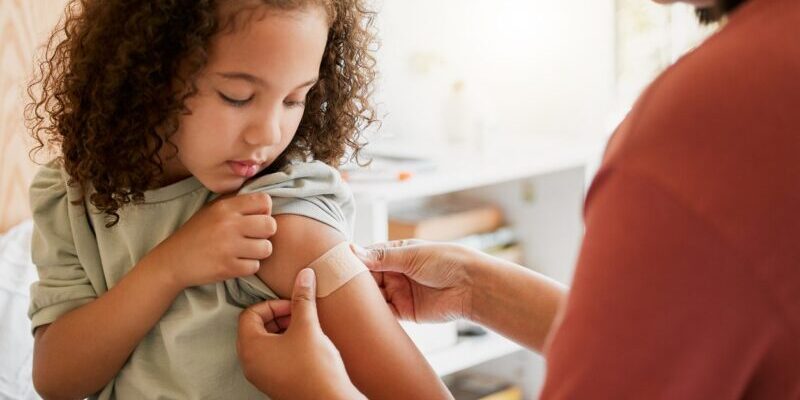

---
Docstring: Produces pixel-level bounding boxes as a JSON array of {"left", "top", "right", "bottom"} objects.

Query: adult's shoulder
[
  {"left": 601, "top": 0, "right": 799, "bottom": 197},
  {"left": 586, "top": 0, "right": 800, "bottom": 336},
  {"left": 607, "top": 0, "right": 799, "bottom": 167}
]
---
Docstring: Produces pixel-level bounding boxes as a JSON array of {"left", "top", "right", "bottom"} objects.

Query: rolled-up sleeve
[{"left": 224, "top": 161, "right": 355, "bottom": 306}]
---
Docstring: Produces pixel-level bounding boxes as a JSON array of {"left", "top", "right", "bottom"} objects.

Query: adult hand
[
  {"left": 352, "top": 240, "right": 484, "bottom": 323},
  {"left": 236, "top": 269, "right": 364, "bottom": 400}
]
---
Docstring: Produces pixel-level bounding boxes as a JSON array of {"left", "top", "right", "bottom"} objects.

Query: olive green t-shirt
[{"left": 28, "top": 160, "right": 354, "bottom": 399}]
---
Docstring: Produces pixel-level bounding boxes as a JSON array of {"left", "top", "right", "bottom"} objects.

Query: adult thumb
[{"left": 289, "top": 268, "right": 321, "bottom": 331}]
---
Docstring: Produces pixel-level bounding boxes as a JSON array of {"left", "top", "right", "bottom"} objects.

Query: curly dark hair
[{"left": 26, "top": 0, "right": 378, "bottom": 226}]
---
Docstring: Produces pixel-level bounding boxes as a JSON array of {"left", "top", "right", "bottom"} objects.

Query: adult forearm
[
  {"left": 469, "top": 255, "right": 567, "bottom": 352},
  {"left": 33, "top": 255, "right": 183, "bottom": 399}
]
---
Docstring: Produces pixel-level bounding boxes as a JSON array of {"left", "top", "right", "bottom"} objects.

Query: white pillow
[{"left": 0, "top": 220, "right": 41, "bottom": 400}]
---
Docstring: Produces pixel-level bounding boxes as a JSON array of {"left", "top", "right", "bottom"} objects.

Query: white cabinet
[{"left": 348, "top": 135, "right": 594, "bottom": 398}]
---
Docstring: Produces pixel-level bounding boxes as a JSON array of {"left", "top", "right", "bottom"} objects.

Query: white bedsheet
[{"left": 0, "top": 220, "right": 41, "bottom": 400}]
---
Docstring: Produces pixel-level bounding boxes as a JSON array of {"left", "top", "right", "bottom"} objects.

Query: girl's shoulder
[
  {"left": 29, "top": 160, "right": 81, "bottom": 216},
  {"left": 253, "top": 160, "right": 343, "bottom": 185},
  {"left": 240, "top": 160, "right": 352, "bottom": 205},
  {"left": 29, "top": 161, "right": 89, "bottom": 237},
  {"left": 30, "top": 160, "right": 66, "bottom": 195},
  {"left": 240, "top": 160, "right": 354, "bottom": 238}
]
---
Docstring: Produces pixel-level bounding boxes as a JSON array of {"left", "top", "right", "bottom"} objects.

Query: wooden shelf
[
  {"left": 426, "top": 331, "right": 524, "bottom": 377},
  {"left": 348, "top": 135, "right": 596, "bottom": 202}
]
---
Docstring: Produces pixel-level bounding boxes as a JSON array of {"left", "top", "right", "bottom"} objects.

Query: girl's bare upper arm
[{"left": 255, "top": 215, "right": 451, "bottom": 399}]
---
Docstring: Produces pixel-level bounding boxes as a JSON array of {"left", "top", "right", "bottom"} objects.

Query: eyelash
[
  {"left": 219, "top": 92, "right": 253, "bottom": 108},
  {"left": 284, "top": 100, "right": 306, "bottom": 108},
  {"left": 218, "top": 92, "right": 306, "bottom": 109}
]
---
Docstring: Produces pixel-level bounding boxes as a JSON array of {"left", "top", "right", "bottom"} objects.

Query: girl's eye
[
  {"left": 218, "top": 92, "right": 253, "bottom": 107},
  {"left": 284, "top": 99, "right": 307, "bottom": 108}
]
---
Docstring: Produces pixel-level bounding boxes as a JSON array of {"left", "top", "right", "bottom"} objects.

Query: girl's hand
[{"left": 148, "top": 192, "right": 277, "bottom": 290}]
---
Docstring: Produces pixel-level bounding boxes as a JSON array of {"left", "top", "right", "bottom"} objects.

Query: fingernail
[{"left": 299, "top": 268, "right": 315, "bottom": 288}]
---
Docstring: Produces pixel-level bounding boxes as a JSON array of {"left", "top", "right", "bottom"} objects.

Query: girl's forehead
[
  {"left": 204, "top": 4, "right": 329, "bottom": 85},
  {"left": 216, "top": 0, "right": 334, "bottom": 33},
  {"left": 209, "top": 4, "right": 329, "bottom": 48}
]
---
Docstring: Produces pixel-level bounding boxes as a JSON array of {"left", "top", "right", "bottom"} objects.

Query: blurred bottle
[{"left": 443, "top": 80, "right": 482, "bottom": 153}]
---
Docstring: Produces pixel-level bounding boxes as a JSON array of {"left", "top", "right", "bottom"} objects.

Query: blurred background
[
  {"left": 0, "top": 0, "right": 713, "bottom": 235},
  {"left": 0, "top": 1, "right": 717, "bottom": 399},
  {"left": 363, "top": 0, "right": 712, "bottom": 156},
  {"left": 341, "top": 5, "right": 715, "bottom": 398}
]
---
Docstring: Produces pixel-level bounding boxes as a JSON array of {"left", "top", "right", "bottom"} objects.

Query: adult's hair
[{"left": 697, "top": 0, "right": 748, "bottom": 23}]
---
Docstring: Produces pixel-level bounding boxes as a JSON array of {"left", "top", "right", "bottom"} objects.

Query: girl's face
[{"left": 164, "top": 6, "right": 329, "bottom": 193}]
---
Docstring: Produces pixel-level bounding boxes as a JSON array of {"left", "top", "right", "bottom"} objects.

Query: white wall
[{"left": 369, "top": 0, "right": 617, "bottom": 151}]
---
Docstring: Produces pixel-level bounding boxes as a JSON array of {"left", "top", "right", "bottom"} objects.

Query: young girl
[{"left": 26, "top": 1, "right": 451, "bottom": 399}]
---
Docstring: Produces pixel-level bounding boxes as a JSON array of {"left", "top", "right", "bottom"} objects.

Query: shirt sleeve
[
  {"left": 541, "top": 168, "right": 781, "bottom": 400},
  {"left": 223, "top": 161, "right": 355, "bottom": 306},
  {"left": 27, "top": 164, "right": 97, "bottom": 333}
]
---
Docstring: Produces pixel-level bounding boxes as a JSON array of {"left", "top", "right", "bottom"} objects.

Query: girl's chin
[{"left": 200, "top": 176, "right": 246, "bottom": 195}]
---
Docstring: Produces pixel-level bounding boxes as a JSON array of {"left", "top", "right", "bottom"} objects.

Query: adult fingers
[
  {"left": 351, "top": 241, "right": 421, "bottom": 274},
  {"left": 287, "top": 268, "right": 321, "bottom": 333}
]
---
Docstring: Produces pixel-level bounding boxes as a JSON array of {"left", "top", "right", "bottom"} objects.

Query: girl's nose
[{"left": 243, "top": 117, "right": 281, "bottom": 146}]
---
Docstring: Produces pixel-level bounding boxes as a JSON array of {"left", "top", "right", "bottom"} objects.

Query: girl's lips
[{"left": 227, "top": 161, "right": 259, "bottom": 178}]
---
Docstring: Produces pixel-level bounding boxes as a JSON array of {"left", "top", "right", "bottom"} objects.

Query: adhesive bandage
[{"left": 307, "top": 242, "right": 368, "bottom": 297}]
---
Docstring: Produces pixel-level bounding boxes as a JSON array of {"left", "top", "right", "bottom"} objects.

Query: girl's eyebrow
[{"left": 216, "top": 72, "right": 318, "bottom": 89}]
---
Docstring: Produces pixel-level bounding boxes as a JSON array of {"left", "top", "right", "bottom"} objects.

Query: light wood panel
[{"left": 0, "top": 0, "right": 66, "bottom": 233}]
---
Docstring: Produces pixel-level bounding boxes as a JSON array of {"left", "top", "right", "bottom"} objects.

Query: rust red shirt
[{"left": 542, "top": 0, "right": 800, "bottom": 398}]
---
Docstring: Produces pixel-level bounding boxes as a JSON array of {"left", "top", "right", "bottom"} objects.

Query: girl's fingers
[
  {"left": 232, "top": 258, "right": 261, "bottom": 276},
  {"left": 237, "top": 239, "right": 273, "bottom": 260},
  {"left": 231, "top": 192, "right": 272, "bottom": 216},
  {"left": 240, "top": 214, "right": 277, "bottom": 239}
]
